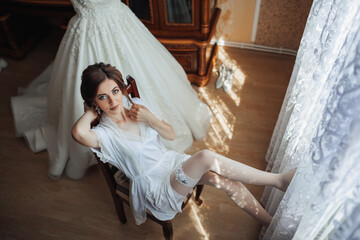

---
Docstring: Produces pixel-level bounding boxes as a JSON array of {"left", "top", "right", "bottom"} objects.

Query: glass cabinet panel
[
  {"left": 166, "top": 0, "right": 192, "bottom": 24},
  {"left": 128, "top": 0, "right": 152, "bottom": 21}
]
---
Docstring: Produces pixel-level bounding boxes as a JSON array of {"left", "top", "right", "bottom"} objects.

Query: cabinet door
[
  {"left": 123, "top": 0, "right": 160, "bottom": 29},
  {"left": 159, "top": 0, "right": 200, "bottom": 31}
]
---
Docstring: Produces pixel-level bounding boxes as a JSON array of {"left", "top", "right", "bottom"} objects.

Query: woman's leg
[
  {"left": 176, "top": 150, "right": 294, "bottom": 191},
  {"left": 202, "top": 171, "right": 272, "bottom": 226},
  {"left": 169, "top": 150, "right": 295, "bottom": 226},
  {"left": 169, "top": 170, "right": 272, "bottom": 226}
]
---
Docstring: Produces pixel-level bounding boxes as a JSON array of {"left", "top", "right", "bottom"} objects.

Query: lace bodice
[
  {"left": 62, "top": 0, "right": 133, "bottom": 63},
  {"left": 71, "top": 0, "right": 121, "bottom": 19}
]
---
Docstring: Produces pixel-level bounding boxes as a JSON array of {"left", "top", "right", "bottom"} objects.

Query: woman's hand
[
  {"left": 128, "top": 103, "right": 176, "bottom": 140},
  {"left": 128, "top": 104, "right": 154, "bottom": 123}
]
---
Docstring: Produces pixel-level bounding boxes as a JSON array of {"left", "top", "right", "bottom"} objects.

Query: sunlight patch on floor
[
  {"left": 188, "top": 201, "right": 210, "bottom": 240},
  {"left": 198, "top": 87, "right": 232, "bottom": 152},
  {"left": 195, "top": 46, "right": 247, "bottom": 153}
]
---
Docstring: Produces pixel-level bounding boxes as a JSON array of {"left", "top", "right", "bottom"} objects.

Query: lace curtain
[{"left": 260, "top": 0, "right": 360, "bottom": 239}]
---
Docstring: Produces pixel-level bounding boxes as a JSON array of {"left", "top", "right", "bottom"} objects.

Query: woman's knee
[
  {"left": 199, "top": 171, "right": 223, "bottom": 188},
  {"left": 193, "top": 149, "right": 214, "bottom": 168}
]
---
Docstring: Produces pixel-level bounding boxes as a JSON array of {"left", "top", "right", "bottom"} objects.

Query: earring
[{"left": 95, "top": 106, "right": 102, "bottom": 115}]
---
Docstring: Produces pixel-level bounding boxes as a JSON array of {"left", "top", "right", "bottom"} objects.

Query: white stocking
[
  {"left": 169, "top": 150, "right": 296, "bottom": 226},
  {"left": 199, "top": 171, "right": 272, "bottom": 226},
  {"left": 181, "top": 150, "right": 287, "bottom": 188}
]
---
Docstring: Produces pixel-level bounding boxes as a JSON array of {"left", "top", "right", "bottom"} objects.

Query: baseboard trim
[{"left": 211, "top": 40, "right": 297, "bottom": 56}]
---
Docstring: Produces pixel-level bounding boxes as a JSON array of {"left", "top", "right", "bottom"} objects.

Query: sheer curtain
[{"left": 260, "top": 0, "right": 360, "bottom": 239}]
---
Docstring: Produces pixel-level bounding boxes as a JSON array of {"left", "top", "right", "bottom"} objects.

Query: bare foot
[{"left": 279, "top": 169, "right": 297, "bottom": 191}]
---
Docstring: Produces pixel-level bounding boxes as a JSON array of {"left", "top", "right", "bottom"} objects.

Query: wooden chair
[{"left": 94, "top": 75, "right": 204, "bottom": 240}]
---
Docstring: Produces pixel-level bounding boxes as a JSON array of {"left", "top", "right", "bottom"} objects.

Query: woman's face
[{"left": 94, "top": 78, "right": 123, "bottom": 116}]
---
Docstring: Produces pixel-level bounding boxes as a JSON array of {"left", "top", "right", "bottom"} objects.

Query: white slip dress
[
  {"left": 91, "top": 98, "right": 192, "bottom": 225},
  {"left": 10, "top": 0, "right": 212, "bottom": 180}
]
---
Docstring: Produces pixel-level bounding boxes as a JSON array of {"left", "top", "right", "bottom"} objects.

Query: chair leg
[
  {"left": 114, "top": 196, "right": 127, "bottom": 224},
  {"left": 162, "top": 221, "right": 173, "bottom": 240},
  {"left": 195, "top": 185, "right": 204, "bottom": 206}
]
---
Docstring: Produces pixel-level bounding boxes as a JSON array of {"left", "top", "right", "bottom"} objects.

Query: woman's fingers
[
  {"left": 128, "top": 106, "right": 139, "bottom": 120},
  {"left": 128, "top": 112, "right": 137, "bottom": 119},
  {"left": 129, "top": 104, "right": 148, "bottom": 122}
]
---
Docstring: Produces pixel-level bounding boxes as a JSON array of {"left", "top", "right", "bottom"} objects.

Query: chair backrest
[{"left": 126, "top": 75, "right": 140, "bottom": 98}]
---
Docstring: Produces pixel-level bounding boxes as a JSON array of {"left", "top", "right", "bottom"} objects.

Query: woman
[
  {"left": 72, "top": 63, "right": 296, "bottom": 226},
  {"left": 11, "top": 0, "right": 211, "bottom": 180}
]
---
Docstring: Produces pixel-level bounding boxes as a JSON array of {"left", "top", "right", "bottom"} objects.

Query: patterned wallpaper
[{"left": 255, "top": 0, "right": 313, "bottom": 51}]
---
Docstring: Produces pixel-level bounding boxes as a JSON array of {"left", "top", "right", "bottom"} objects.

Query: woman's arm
[
  {"left": 128, "top": 104, "right": 176, "bottom": 141},
  {"left": 72, "top": 104, "right": 99, "bottom": 148}
]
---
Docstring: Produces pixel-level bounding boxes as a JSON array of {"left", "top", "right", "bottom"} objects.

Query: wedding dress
[{"left": 10, "top": 0, "right": 212, "bottom": 180}]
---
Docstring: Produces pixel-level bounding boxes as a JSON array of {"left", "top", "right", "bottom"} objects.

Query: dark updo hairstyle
[{"left": 80, "top": 62, "right": 133, "bottom": 110}]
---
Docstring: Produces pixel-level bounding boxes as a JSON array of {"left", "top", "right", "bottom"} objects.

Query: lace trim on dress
[
  {"left": 101, "top": 114, "right": 147, "bottom": 143},
  {"left": 95, "top": 114, "right": 145, "bottom": 171},
  {"left": 90, "top": 129, "right": 111, "bottom": 164}
]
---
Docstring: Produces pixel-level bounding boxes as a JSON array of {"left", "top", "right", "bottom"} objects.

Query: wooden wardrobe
[{"left": 122, "top": 0, "right": 221, "bottom": 86}]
